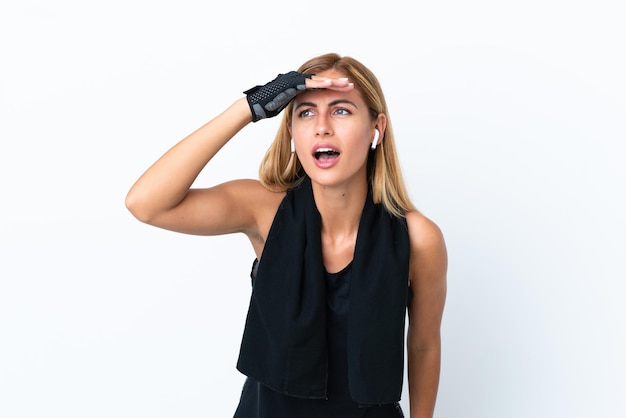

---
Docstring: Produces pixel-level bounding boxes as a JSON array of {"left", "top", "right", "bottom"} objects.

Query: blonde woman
[{"left": 126, "top": 53, "right": 447, "bottom": 418}]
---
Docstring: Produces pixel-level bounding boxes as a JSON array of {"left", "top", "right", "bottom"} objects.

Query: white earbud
[
  {"left": 291, "top": 138, "right": 295, "bottom": 153},
  {"left": 371, "top": 129, "right": 380, "bottom": 150}
]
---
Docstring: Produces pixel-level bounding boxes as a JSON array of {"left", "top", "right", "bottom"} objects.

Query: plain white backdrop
[{"left": 1, "top": 1, "right": 625, "bottom": 417}]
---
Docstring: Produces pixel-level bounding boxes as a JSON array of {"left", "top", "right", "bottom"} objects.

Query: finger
[
  {"left": 305, "top": 78, "right": 332, "bottom": 89},
  {"left": 325, "top": 83, "right": 354, "bottom": 92},
  {"left": 305, "top": 77, "right": 353, "bottom": 90}
]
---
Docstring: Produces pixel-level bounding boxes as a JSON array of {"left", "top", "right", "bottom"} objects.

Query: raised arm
[
  {"left": 125, "top": 97, "right": 270, "bottom": 237},
  {"left": 406, "top": 211, "right": 448, "bottom": 418},
  {"left": 125, "top": 73, "right": 354, "bottom": 243}
]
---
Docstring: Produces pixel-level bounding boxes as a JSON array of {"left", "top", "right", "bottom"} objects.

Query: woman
[{"left": 126, "top": 53, "right": 447, "bottom": 418}]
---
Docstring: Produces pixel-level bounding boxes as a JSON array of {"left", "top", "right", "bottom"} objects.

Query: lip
[{"left": 311, "top": 143, "right": 341, "bottom": 169}]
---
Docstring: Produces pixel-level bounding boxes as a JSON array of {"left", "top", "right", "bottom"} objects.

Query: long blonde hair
[{"left": 258, "top": 53, "right": 416, "bottom": 217}]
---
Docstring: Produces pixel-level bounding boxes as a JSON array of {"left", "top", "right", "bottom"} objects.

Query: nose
[{"left": 315, "top": 112, "right": 332, "bottom": 136}]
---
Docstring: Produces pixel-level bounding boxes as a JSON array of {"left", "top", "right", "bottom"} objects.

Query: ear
[{"left": 373, "top": 113, "right": 387, "bottom": 147}]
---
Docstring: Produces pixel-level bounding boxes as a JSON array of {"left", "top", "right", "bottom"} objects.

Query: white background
[{"left": 1, "top": 1, "right": 625, "bottom": 417}]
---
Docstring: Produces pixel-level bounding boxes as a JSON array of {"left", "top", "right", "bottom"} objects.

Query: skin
[{"left": 125, "top": 70, "right": 447, "bottom": 418}]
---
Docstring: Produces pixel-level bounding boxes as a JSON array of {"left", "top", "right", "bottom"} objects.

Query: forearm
[
  {"left": 125, "top": 97, "right": 251, "bottom": 221},
  {"left": 407, "top": 345, "right": 441, "bottom": 418}
]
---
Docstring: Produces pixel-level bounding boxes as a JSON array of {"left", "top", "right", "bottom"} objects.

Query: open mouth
[{"left": 314, "top": 147, "right": 340, "bottom": 161}]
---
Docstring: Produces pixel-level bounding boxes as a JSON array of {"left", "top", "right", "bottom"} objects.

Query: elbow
[
  {"left": 407, "top": 340, "right": 441, "bottom": 356},
  {"left": 125, "top": 189, "right": 154, "bottom": 224},
  {"left": 407, "top": 328, "right": 442, "bottom": 354}
]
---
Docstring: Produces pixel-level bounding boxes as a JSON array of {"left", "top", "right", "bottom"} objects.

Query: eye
[
  {"left": 333, "top": 107, "right": 352, "bottom": 116},
  {"left": 298, "top": 108, "right": 315, "bottom": 118}
]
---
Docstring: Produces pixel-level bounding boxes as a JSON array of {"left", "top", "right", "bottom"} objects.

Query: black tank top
[{"left": 233, "top": 260, "right": 404, "bottom": 418}]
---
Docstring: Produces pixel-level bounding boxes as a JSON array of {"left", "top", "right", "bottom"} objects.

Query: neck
[{"left": 311, "top": 177, "right": 369, "bottom": 239}]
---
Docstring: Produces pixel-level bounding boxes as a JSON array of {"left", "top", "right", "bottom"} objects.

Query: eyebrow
[{"left": 294, "top": 99, "right": 359, "bottom": 110}]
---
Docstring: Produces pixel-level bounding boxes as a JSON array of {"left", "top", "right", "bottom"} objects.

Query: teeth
[{"left": 316, "top": 148, "right": 336, "bottom": 153}]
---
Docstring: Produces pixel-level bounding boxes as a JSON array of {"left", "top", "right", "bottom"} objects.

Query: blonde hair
[{"left": 258, "top": 53, "right": 416, "bottom": 217}]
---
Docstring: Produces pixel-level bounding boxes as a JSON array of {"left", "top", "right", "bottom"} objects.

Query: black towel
[{"left": 237, "top": 176, "right": 410, "bottom": 404}]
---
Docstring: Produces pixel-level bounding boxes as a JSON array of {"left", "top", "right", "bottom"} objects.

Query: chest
[{"left": 321, "top": 233, "right": 356, "bottom": 274}]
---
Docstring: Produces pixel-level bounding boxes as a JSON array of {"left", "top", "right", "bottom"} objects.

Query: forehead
[{"left": 316, "top": 69, "right": 347, "bottom": 79}]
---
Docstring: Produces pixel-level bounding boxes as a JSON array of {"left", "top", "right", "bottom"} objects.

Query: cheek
[
  {"left": 342, "top": 127, "right": 372, "bottom": 150},
  {"left": 290, "top": 122, "right": 310, "bottom": 141}
]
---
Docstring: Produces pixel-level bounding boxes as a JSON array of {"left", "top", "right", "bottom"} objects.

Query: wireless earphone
[{"left": 371, "top": 129, "right": 380, "bottom": 150}]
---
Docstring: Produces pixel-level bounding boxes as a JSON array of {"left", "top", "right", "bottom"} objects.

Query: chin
[
  {"left": 305, "top": 170, "right": 367, "bottom": 191},
  {"left": 299, "top": 157, "right": 368, "bottom": 189}
]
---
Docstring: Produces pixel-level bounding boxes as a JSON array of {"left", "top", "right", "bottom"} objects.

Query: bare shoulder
[
  {"left": 207, "top": 178, "right": 285, "bottom": 229},
  {"left": 209, "top": 178, "right": 285, "bottom": 249},
  {"left": 231, "top": 178, "right": 285, "bottom": 213},
  {"left": 405, "top": 211, "right": 446, "bottom": 252},
  {"left": 405, "top": 211, "right": 448, "bottom": 287}
]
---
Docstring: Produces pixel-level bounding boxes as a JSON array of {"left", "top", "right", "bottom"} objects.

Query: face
[{"left": 289, "top": 70, "right": 381, "bottom": 190}]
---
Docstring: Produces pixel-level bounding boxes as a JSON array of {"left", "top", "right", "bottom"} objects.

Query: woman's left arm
[{"left": 405, "top": 211, "right": 448, "bottom": 418}]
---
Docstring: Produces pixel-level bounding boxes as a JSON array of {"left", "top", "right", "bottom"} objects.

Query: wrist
[{"left": 228, "top": 97, "right": 254, "bottom": 125}]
